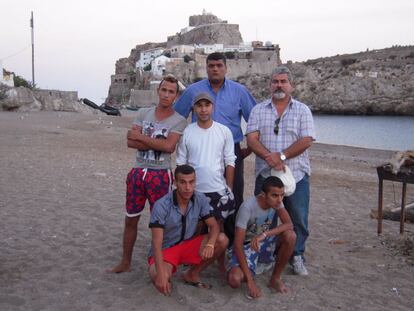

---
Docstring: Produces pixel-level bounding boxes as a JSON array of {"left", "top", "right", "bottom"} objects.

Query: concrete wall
[{"left": 129, "top": 89, "right": 157, "bottom": 108}]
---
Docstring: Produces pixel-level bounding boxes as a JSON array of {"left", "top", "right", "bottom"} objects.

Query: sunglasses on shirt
[{"left": 274, "top": 118, "right": 281, "bottom": 135}]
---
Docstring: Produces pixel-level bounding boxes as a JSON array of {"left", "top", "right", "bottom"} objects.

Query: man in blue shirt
[{"left": 174, "top": 52, "right": 257, "bottom": 243}]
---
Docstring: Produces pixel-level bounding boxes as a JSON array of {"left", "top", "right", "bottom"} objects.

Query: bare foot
[
  {"left": 268, "top": 279, "right": 290, "bottom": 294},
  {"left": 106, "top": 261, "right": 131, "bottom": 273},
  {"left": 182, "top": 269, "right": 199, "bottom": 283}
]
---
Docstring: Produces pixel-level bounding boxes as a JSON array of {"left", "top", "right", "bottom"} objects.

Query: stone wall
[
  {"left": 129, "top": 89, "right": 157, "bottom": 108},
  {"left": 0, "top": 87, "right": 93, "bottom": 113}
]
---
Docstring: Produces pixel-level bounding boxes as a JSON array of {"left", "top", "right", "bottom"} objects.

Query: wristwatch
[{"left": 280, "top": 152, "right": 287, "bottom": 161}]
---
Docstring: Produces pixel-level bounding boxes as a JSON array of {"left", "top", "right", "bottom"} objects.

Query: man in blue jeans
[{"left": 246, "top": 66, "right": 315, "bottom": 275}]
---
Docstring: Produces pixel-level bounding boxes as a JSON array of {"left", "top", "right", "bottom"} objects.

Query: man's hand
[
  {"left": 250, "top": 233, "right": 266, "bottom": 252},
  {"left": 264, "top": 152, "right": 284, "bottom": 170},
  {"left": 154, "top": 270, "right": 172, "bottom": 296},
  {"left": 127, "top": 128, "right": 144, "bottom": 141},
  {"left": 200, "top": 244, "right": 215, "bottom": 260},
  {"left": 247, "top": 279, "right": 262, "bottom": 299}
]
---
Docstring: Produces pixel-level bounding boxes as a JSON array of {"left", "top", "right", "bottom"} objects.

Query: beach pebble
[{"left": 93, "top": 172, "right": 107, "bottom": 177}]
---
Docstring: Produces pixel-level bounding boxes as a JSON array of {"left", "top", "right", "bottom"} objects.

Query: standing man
[
  {"left": 148, "top": 165, "right": 228, "bottom": 295},
  {"left": 174, "top": 52, "right": 257, "bottom": 212},
  {"left": 176, "top": 92, "right": 236, "bottom": 223},
  {"left": 227, "top": 176, "right": 296, "bottom": 298},
  {"left": 174, "top": 52, "right": 256, "bottom": 244},
  {"left": 246, "top": 66, "right": 315, "bottom": 275},
  {"left": 176, "top": 92, "right": 236, "bottom": 272},
  {"left": 109, "top": 74, "right": 187, "bottom": 273}
]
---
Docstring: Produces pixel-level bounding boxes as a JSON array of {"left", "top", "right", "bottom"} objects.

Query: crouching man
[
  {"left": 148, "top": 165, "right": 228, "bottom": 295},
  {"left": 227, "top": 176, "right": 296, "bottom": 298}
]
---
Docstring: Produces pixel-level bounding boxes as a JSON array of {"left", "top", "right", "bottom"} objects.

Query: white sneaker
[{"left": 292, "top": 255, "right": 308, "bottom": 275}]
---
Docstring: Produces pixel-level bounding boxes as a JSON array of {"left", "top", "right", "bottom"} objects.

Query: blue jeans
[{"left": 255, "top": 174, "right": 310, "bottom": 258}]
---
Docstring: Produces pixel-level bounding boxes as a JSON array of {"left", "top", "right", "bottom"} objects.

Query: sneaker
[{"left": 292, "top": 255, "right": 308, "bottom": 275}]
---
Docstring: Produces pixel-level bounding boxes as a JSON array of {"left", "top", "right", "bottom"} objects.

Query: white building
[
  {"left": 136, "top": 48, "right": 165, "bottom": 69},
  {"left": 223, "top": 44, "right": 253, "bottom": 53},
  {"left": 195, "top": 44, "right": 224, "bottom": 54},
  {"left": 151, "top": 55, "right": 170, "bottom": 77},
  {"left": 169, "top": 45, "right": 195, "bottom": 56}
]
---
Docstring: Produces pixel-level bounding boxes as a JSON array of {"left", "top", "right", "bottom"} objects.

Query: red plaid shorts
[{"left": 125, "top": 168, "right": 173, "bottom": 217}]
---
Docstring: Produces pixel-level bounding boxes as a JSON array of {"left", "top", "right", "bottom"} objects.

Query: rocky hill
[
  {"left": 105, "top": 10, "right": 413, "bottom": 116},
  {"left": 238, "top": 46, "right": 414, "bottom": 115}
]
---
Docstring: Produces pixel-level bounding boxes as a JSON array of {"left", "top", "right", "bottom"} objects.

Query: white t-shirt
[{"left": 176, "top": 121, "right": 236, "bottom": 192}]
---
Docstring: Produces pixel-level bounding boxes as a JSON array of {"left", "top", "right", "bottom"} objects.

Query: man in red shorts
[
  {"left": 148, "top": 165, "right": 228, "bottom": 295},
  {"left": 109, "top": 75, "right": 187, "bottom": 273}
]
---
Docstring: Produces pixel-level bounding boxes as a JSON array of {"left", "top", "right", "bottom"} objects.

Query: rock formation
[
  {"left": 239, "top": 46, "right": 414, "bottom": 116},
  {"left": 105, "top": 10, "right": 414, "bottom": 116},
  {"left": 0, "top": 85, "right": 95, "bottom": 114}
]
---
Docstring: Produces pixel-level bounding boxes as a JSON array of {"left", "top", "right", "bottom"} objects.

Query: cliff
[
  {"left": 238, "top": 46, "right": 414, "bottom": 116},
  {"left": 166, "top": 23, "right": 242, "bottom": 47}
]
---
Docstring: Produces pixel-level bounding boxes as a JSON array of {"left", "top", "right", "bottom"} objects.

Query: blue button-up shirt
[
  {"left": 148, "top": 190, "right": 213, "bottom": 256},
  {"left": 174, "top": 78, "right": 257, "bottom": 143}
]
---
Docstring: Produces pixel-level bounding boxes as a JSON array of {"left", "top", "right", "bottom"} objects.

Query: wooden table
[{"left": 377, "top": 165, "right": 414, "bottom": 235}]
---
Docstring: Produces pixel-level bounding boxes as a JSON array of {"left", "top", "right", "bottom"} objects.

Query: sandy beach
[{"left": 1, "top": 111, "right": 413, "bottom": 311}]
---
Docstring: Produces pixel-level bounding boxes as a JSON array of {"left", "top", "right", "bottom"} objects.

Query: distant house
[
  {"left": 151, "top": 56, "right": 184, "bottom": 77},
  {"left": 168, "top": 45, "right": 195, "bottom": 58},
  {"left": 151, "top": 55, "right": 170, "bottom": 77},
  {"left": 136, "top": 48, "right": 165, "bottom": 69},
  {"left": 195, "top": 44, "right": 224, "bottom": 54}
]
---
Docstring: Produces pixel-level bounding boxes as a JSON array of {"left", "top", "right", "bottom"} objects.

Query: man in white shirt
[{"left": 177, "top": 92, "right": 236, "bottom": 226}]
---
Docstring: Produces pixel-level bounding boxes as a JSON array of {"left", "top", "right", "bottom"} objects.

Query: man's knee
[
  {"left": 216, "top": 233, "right": 229, "bottom": 250},
  {"left": 227, "top": 269, "right": 242, "bottom": 288},
  {"left": 282, "top": 229, "right": 296, "bottom": 247}
]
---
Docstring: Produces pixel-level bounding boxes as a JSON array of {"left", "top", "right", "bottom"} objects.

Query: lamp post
[{"left": 30, "top": 11, "right": 35, "bottom": 88}]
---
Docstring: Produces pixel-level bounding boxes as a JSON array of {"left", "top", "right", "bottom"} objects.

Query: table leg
[
  {"left": 400, "top": 183, "right": 407, "bottom": 235},
  {"left": 378, "top": 178, "right": 383, "bottom": 235}
]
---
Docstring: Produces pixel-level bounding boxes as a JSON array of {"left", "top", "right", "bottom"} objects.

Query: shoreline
[{"left": 1, "top": 111, "right": 413, "bottom": 311}]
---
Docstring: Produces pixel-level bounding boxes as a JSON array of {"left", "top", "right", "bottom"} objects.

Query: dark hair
[
  {"left": 262, "top": 176, "right": 284, "bottom": 193},
  {"left": 159, "top": 74, "right": 179, "bottom": 93},
  {"left": 206, "top": 52, "right": 226, "bottom": 65},
  {"left": 174, "top": 164, "right": 195, "bottom": 179}
]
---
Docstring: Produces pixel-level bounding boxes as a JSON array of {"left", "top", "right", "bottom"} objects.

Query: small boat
[
  {"left": 126, "top": 105, "right": 139, "bottom": 111},
  {"left": 81, "top": 98, "right": 121, "bottom": 116}
]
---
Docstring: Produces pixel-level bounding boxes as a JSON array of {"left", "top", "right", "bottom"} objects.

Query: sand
[{"left": 1, "top": 111, "right": 413, "bottom": 311}]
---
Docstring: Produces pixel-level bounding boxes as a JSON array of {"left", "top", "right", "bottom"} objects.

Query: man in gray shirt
[
  {"left": 108, "top": 75, "right": 187, "bottom": 273},
  {"left": 227, "top": 176, "right": 296, "bottom": 298}
]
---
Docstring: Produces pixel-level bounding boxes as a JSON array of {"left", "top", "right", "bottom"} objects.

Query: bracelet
[
  {"left": 205, "top": 243, "right": 215, "bottom": 249},
  {"left": 261, "top": 232, "right": 267, "bottom": 238}
]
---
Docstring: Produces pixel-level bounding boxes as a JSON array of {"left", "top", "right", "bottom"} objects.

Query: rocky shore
[{"left": 1, "top": 111, "right": 413, "bottom": 311}]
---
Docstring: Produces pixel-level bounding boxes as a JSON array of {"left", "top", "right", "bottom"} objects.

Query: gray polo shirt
[{"left": 148, "top": 190, "right": 213, "bottom": 257}]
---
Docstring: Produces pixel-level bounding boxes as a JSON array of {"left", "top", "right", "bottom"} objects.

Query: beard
[{"left": 273, "top": 90, "right": 286, "bottom": 100}]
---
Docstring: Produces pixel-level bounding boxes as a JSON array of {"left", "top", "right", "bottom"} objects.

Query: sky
[{"left": 1, "top": 0, "right": 413, "bottom": 104}]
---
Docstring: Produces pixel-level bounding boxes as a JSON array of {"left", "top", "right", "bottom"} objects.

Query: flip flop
[
  {"left": 245, "top": 293, "right": 254, "bottom": 300},
  {"left": 184, "top": 280, "right": 212, "bottom": 289}
]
